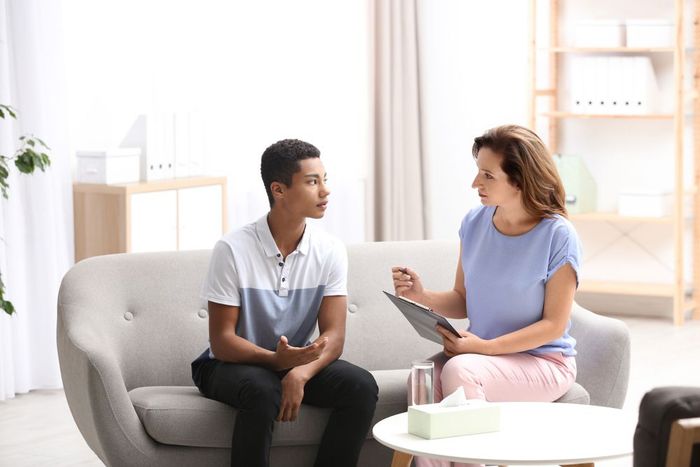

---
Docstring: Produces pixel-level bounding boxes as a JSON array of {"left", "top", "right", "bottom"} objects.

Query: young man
[{"left": 191, "top": 139, "right": 378, "bottom": 467}]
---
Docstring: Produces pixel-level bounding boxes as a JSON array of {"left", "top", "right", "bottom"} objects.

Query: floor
[{"left": 1, "top": 315, "right": 699, "bottom": 467}]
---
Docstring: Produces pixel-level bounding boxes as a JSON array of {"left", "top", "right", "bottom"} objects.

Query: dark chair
[{"left": 634, "top": 387, "right": 700, "bottom": 467}]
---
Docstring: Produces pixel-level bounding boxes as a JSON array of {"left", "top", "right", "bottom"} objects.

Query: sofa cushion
[
  {"left": 555, "top": 383, "right": 590, "bottom": 404},
  {"left": 129, "top": 369, "right": 409, "bottom": 448}
]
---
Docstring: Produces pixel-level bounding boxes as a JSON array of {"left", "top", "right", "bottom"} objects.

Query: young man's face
[
  {"left": 277, "top": 157, "right": 330, "bottom": 219},
  {"left": 471, "top": 147, "right": 521, "bottom": 207}
]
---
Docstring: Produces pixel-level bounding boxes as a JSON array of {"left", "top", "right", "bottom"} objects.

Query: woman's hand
[
  {"left": 437, "top": 326, "right": 493, "bottom": 357},
  {"left": 391, "top": 266, "right": 425, "bottom": 301}
]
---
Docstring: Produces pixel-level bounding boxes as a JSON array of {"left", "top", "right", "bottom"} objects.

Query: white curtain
[
  {"left": 0, "top": 0, "right": 73, "bottom": 400},
  {"left": 370, "top": 0, "right": 429, "bottom": 241}
]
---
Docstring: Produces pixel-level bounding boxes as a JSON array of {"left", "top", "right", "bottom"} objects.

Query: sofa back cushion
[
  {"left": 59, "top": 241, "right": 462, "bottom": 389},
  {"left": 59, "top": 250, "right": 212, "bottom": 390},
  {"left": 343, "top": 240, "right": 461, "bottom": 370}
]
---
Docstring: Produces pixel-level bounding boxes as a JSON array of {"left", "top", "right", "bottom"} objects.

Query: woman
[{"left": 393, "top": 125, "right": 581, "bottom": 467}]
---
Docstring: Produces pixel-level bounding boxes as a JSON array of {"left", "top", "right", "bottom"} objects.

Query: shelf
[
  {"left": 540, "top": 111, "right": 674, "bottom": 120},
  {"left": 570, "top": 212, "right": 673, "bottom": 223},
  {"left": 545, "top": 47, "right": 675, "bottom": 54},
  {"left": 577, "top": 280, "right": 675, "bottom": 297},
  {"left": 73, "top": 176, "right": 228, "bottom": 195}
]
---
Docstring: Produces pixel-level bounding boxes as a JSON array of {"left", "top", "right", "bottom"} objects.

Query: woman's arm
[
  {"left": 391, "top": 244, "right": 467, "bottom": 319},
  {"left": 438, "top": 263, "right": 577, "bottom": 356}
]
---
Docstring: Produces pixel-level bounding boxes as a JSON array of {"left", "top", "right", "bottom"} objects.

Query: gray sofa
[{"left": 57, "top": 240, "right": 631, "bottom": 467}]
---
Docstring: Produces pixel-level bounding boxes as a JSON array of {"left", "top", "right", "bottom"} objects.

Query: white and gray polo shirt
[{"left": 200, "top": 215, "right": 348, "bottom": 359}]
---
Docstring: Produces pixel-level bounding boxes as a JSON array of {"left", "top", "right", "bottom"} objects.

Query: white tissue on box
[{"left": 407, "top": 388, "right": 500, "bottom": 439}]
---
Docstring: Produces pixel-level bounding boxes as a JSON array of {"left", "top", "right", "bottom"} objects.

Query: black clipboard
[{"left": 382, "top": 291, "right": 461, "bottom": 345}]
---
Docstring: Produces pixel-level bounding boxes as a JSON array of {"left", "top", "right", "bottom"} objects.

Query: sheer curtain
[
  {"left": 370, "top": 0, "right": 429, "bottom": 241},
  {"left": 0, "top": 0, "right": 73, "bottom": 400}
]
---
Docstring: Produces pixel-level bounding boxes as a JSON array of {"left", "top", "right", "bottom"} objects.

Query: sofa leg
[{"left": 391, "top": 450, "right": 413, "bottom": 467}]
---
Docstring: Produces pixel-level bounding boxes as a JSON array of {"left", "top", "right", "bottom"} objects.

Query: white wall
[
  {"left": 62, "top": 0, "right": 370, "bottom": 244},
  {"left": 417, "top": 0, "right": 530, "bottom": 240}
]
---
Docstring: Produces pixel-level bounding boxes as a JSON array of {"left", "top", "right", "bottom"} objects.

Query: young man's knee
[
  {"left": 347, "top": 368, "right": 379, "bottom": 409},
  {"left": 238, "top": 378, "right": 282, "bottom": 410}
]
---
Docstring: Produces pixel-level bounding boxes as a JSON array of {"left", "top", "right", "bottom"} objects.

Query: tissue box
[{"left": 407, "top": 401, "right": 501, "bottom": 439}]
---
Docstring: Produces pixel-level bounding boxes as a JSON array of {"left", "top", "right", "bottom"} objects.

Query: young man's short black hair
[{"left": 260, "top": 139, "right": 321, "bottom": 207}]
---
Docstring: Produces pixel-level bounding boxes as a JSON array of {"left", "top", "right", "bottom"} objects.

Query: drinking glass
[{"left": 410, "top": 360, "right": 434, "bottom": 405}]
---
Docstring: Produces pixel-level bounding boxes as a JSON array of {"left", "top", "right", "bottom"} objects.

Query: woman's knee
[{"left": 440, "top": 357, "right": 484, "bottom": 397}]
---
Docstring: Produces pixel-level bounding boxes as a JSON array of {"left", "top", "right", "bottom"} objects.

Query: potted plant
[{"left": 0, "top": 103, "right": 51, "bottom": 316}]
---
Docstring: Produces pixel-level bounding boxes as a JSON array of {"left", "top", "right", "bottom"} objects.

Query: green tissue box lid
[{"left": 407, "top": 401, "right": 501, "bottom": 440}]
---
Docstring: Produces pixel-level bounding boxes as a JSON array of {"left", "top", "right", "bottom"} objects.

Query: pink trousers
[{"left": 412, "top": 351, "right": 577, "bottom": 467}]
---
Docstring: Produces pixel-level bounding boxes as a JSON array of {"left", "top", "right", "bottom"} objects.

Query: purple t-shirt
[{"left": 459, "top": 205, "right": 581, "bottom": 356}]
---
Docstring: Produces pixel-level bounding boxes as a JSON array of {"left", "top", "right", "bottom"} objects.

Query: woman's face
[{"left": 471, "top": 147, "right": 521, "bottom": 207}]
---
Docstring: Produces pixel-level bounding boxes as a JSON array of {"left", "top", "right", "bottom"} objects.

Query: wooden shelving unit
[
  {"left": 73, "top": 176, "right": 228, "bottom": 262},
  {"left": 528, "top": 0, "right": 700, "bottom": 324}
]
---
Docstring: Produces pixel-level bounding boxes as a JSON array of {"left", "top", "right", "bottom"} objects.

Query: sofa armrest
[
  {"left": 570, "top": 304, "right": 630, "bottom": 408},
  {"left": 57, "top": 305, "right": 158, "bottom": 466}
]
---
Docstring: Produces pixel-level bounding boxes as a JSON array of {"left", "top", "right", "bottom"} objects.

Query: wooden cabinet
[
  {"left": 74, "top": 176, "right": 227, "bottom": 261},
  {"left": 528, "top": 0, "right": 699, "bottom": 324}
]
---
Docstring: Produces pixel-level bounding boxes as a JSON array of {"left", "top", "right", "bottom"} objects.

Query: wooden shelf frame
[
  {"left": 577, "top": 280, "right": 675, "bottom": 297},
  {"left": 545, "top": 46, "right": 676, "bottom": 53},
  {"left": 570, "top": 212, "right": 675, "bottom": 224},
  {"left": 540, "top": 111, "right": 674, "bottom": 120},
  {"left": 529, "top": 0, "right": 699, "bottom": 324}
]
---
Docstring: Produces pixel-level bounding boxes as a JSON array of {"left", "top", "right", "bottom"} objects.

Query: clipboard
[{"left": 382, "top": 291, "right": 461, "bottom": 345}]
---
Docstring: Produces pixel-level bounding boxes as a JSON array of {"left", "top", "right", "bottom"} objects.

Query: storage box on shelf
[
  {"left": 618, "top": 191, "right": 673, "bottom": 218},
  {"left": 528, "top": 0, "right": 699, "bottom": 324},
  {"left": 554, "top": 153, "right": 597, "bottom": 214},
  {"left": 626, "top": 19, "right": 674, "bottom": 48},
  {"left": 76, "top": 148, "right": 141, "bottom": 185},
  {"left": 574, "top": 20, "right": 625, "bottom": 47}
]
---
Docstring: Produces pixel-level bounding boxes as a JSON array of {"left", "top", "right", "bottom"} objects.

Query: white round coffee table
[{"left": 372, "top": 402, "right": 636, "bottom": 466}]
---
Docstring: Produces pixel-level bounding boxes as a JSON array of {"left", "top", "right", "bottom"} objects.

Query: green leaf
[
  {"left": 14, "top": 149, "right": 35, "bottom": 173},
  {"left": 19, "top": 135, "right": 25, "bottom": 141},
  {"left": 40, "top": 153, "right": 51, "bottom": 167},
  {"left": 1, "top": 299, "right": 15, "bottom": 316},
  {"left": 0, "top": 273, "right": 14, "bottom": 316},
  {"left": 0, "top": 104, "right": 16, "bottom": 119},
  {"left": 27, "top": 139, "right": 35, "bottom": 147},
  {"left": 36, "top": 137, "right": 50, "bottom": 149}
]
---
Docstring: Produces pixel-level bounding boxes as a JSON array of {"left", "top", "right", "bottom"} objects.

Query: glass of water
[{"left": 410, "top": 360, "right": 434, "bottom": 405}]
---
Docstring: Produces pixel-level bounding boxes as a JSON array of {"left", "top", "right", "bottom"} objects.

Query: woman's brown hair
[{"left": 472, "top": 125, "right": 567, "bottom": 219}]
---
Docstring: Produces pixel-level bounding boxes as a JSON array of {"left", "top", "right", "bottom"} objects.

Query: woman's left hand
[{"left": 436, "top": 326, "right": 491, "bottom": 357}]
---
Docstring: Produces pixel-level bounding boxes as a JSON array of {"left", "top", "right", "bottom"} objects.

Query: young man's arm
[
  {"left": 277, "top": 295, "right": 347, "bottom": 421},
  {"left": 208, "top": 301, "right": 327, "bottom": 371}
]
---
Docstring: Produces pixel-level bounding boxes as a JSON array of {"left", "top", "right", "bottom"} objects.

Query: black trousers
[{"left": 192, "top": 356, "right": 378, "bottom": 467}]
